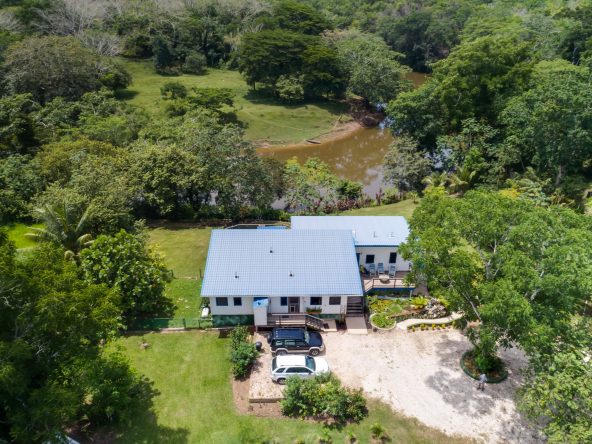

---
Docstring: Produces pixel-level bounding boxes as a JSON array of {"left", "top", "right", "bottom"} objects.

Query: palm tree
[
  {"left": 27, "top": 200, "right": 94, "bottom": 260},
  {"left": 447, "top": 167, "right": 477, "bottom": 196},
  {"left": 422, "top": 172, "right": 449, "bottom": 188}
]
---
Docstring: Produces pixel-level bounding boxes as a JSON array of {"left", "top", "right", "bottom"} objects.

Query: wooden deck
[{"left": 362, "top": 271, "right": 415, "bottom": 293}]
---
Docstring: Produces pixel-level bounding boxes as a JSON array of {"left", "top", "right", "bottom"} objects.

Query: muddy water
[
  {"left": 259, "top": 126, "right": 394, "bottom": 197},
  {"left": 258, "top": 72, "right": 428, "bottom": 197}
]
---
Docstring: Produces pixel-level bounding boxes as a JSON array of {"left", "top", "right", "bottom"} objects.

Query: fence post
[{"left": 183, "top": 318, "right": 186, "bottom": 329}]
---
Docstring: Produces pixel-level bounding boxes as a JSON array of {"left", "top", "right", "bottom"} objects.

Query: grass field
[
  {"left": 4, "top": 223, "right": 43, "bottom": 249},
  {"left": 148, "top": 226, "right": 212, "bottom": 318},
  {"left": 112, "top": 332, "right": 470, "bottom": 444},
  {"left": 118, "top": 59, "right": 348, "bottom": 145},
  {"left": 343, "top": 199, "right": 418, "bottom": 219}
]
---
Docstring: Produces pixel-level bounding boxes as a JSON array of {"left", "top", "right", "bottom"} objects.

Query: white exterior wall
[
  {"left": 210, "top": 295, "right": 356, "bottom": 316},
  {"left": 269, "top": 297, "right": 288, "bottom": 314},
  {"left": 355, "top": 246, "right": 411, "bottom": 271},
  {"left": 210, "top": 296, "right": 254, "bottom": 315},
  {"left": 301, "top": 295, "right": 346, "bottom": 315}
]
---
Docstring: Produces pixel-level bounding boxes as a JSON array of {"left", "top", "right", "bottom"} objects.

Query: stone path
[{"left": 396, "top": 312, "right": 462, "bottom": 330}]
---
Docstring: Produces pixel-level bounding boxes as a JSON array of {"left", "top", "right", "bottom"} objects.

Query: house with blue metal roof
[
  {"left": 291, "top": 216, "right": 413, "bottom": 293},
  {"left": 201, "top": 216, "right": 415, "bottom": 327},
  {"left": 202, "top": 229, "right": 364, "bottom": 327}
]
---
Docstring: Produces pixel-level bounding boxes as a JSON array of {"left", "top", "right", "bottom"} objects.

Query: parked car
[
  {"left": 267, "top": 327, "right": 324, "bottom": 356},
  {"left": 271, "top": 355, "right": 330, "bottom": 384}
]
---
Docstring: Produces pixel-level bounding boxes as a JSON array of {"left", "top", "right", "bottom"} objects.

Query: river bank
[{"left": 256, "top": 118, "right": 362, "bottom": 150}]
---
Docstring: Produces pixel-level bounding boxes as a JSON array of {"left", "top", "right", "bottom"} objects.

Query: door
[{"left": 288, "top": 297, "right": 300, "bottom": 313}]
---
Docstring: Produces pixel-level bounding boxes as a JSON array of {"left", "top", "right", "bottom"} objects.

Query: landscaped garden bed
[
  {"left": 368, "top": 296, "right": 450, "bottom": 332},
  {"left": 460, "top": 350, "right": 508, "bottom": 383}
]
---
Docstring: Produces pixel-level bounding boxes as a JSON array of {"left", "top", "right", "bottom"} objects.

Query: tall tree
[
  {"left": 401, "top": 191, "right": 592, "bottom": 370},
  {"left": 0, "top": 233, "right": 152, "bottom": 443},
  {"left": 4, "top": 36, "right": 102, "bottom": 104},
  {"left": 329, "top": 30, "right": 411, "bottom": 105},
  {"left": 383, "top": 135, "right": 431, "bottom": 192},
  {"left": 388, "top": 34, "right": 533, "bottom": 147},
  {"left": 80, "top": 230, "right": 173, "bottom": 321},
  {"left": 501, "top": 60, "right": 592, "bottom": 187},
  {"left": 27, "top": 199, "right": 94, "bottom": 261}
]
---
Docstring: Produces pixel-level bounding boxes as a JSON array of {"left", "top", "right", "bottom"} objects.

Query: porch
[{"left": 362, "top": 270, "right": 415, "bottom": 294}]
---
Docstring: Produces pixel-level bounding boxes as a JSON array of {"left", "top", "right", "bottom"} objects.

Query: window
[
  {"left": 215, "top": 297, "right": 228, "bottom": 306},
  {"left": 280, "top": 297, "right": 288, "bottom": 306},
  {"left": 310, "top": 297, "right": 322, "bottom": 306},
  {"left": 365, "top": 254, "right": 375, "bottom": 264},
  {"left": 233, "top": 297, "right": 242, "bottom": 306},
  {"left": 389, "top": 252, "right": 398, "bottom": 263},
  {"left": 329, "top": 296, "right": 341, "bottom": 305}
]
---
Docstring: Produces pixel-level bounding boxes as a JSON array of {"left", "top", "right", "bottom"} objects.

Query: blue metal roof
[
  {"left": 291, "top": 216, "right": 409, "bottom": 247},
  {"left": 201, "top": 230, "right": 363, "bottom": 297}
]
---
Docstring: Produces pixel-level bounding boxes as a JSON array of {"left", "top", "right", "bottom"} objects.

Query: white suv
[{"left": 271, "top": 355, "right": 330, "bottom": 384}]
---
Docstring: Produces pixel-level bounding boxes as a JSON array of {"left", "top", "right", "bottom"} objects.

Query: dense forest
[{"left": 0, "top": 0, "right": 591, "bottom": 442}]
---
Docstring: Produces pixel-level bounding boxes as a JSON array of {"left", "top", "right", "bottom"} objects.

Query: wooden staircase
[
  {"left": 346, "top": 297, "right": 365, "bottom": 317},
  {"left": 268, "top": 314, "right": 325, "bottom": 331}
]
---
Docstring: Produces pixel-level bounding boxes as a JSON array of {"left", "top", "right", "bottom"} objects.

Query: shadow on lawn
[
  {"left": 115, "top": 384, "right": 190, "bottom": 444},
  {"left": 243, "top": 89, "right": 347, "bottom": 114}
]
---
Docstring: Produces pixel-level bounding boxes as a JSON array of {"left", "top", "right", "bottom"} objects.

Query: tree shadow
[
  {"left": 242, "top": 89, "right": 347, "bottom": 115},
  {"left": 423, "top": 333, "right": 537, "bottom": 441},
  {"left": 116, "top": 89, "right": 139, "bottom": 101},
  {"left": 87, "top": 376, "right": 189, "bottom": 444}
]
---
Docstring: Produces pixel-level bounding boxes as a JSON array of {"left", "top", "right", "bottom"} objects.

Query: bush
[
  {"left": 184, "top": 51, "right": 207, "bottom": 74},
  {"left": 229, "top": 326, "right": 258, "bottom": 378},
  {"left": 161, "top": 81, "right": 188, "bottom": 100},
  {"left": 382, "top": 187, "right": 400, "bottom": 204},
  {"left": 281, "top": 373, "right": 367, "bottom": 425},
  {"left": 276, "top": 74, "right": 304, "bottom": 103}
]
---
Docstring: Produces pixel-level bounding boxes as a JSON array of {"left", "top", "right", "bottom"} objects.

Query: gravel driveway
[{"left": 323, "top": 329, "right": 540, "bottom": 444}]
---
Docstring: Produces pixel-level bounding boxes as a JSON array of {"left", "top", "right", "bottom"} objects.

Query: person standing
[{"left": 478, "top": 373, "right": 487, "bottom": 391}]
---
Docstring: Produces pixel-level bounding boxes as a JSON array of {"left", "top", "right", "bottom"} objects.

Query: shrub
[
  {"left": 370, "top": 422, "right": 387, "bottom": 439},
  {"left": 229, "top": 326, "right": 258, "bottom": 378},
  {"left": 382, "top": 187, "right": 400, "bottom": 204},
  {"left": 410, "top": 296, "right": 429, "bottom": 310},
  {"left": 161, "top": 81, "right": 187, "bottom": 100},
  {"left": 276, "top": 74, "right": 304, "bottom": 103},
  {"left": 184, "top": 51, "right": 207, "bottom": 74},
  {"left": 370, "top": 312, "right": 395, "bottom": 329},
  {"left": 281, "top": 373, "right": 367, "bottom": 425}
]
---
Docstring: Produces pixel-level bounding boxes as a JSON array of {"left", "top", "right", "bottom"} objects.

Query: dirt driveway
[{"left": 323, "top": 329, "right": 540, "bottom": 444}]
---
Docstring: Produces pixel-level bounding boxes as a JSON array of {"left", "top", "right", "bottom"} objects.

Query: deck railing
[
  {"left": 268, "top": 313, "right": 325, "bottom": 330},
  {"left": 363, "top": 276, "right": 415, "bottom": 293}
]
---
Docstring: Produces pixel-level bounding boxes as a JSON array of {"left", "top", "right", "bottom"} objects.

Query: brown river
[{"left": 258, "top": 72, "right": 427, "bottom": 197}]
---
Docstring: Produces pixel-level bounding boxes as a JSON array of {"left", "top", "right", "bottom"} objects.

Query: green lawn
[
  {"left": 343, "top": 199, "right": 418, "bottom": 220},
  {"left": 112, "top": 332, "right": 470, "bottom": 444},
  {"left": 118, "top": 58, "right": 348, "bottom": 145},
  {"left": 148, "top": 226, "right": 212, "bottom": 278},
  {"left": 164, "top": 279, "right": 202, "bottom": 319},
  {"left": 148, "top": 225, "right": 212, "bottom": 318},
  {"left": 3, "top": 223, "right": 43, "bottom": 249}
]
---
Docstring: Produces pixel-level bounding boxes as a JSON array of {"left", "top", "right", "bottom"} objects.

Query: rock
[{"left": 422, "top": 298, "right": 448, "bottom": 319}]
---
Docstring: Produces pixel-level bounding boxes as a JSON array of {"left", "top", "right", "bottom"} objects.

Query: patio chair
[
  {"left": 377, "top": 263, "right": 385, "bottom": 274},
  {"left": 368, "top": 263, "right": 376, "bottom": 276},
  {"left": 388, "top": 264, "right": 396, "bottom": 278}
]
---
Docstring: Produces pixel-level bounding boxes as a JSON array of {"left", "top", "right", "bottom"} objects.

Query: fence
[{"left": 129, "top": 317, "right": 213, "bottom": 331}]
